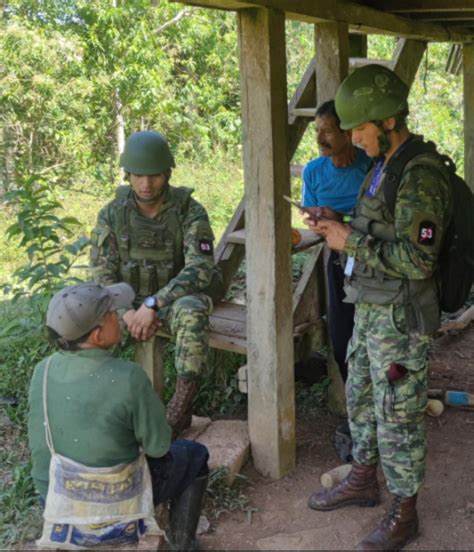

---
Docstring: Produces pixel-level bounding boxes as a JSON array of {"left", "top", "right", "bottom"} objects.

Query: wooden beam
[
  {"left": 390, "top": 38, "right": 427, "bottom": 87},
  {"left": 171, "top": 0, "right": 474, "bottom": 41},
  {"left": 315, "top": 21, "right": 349, "bottom": 105},
  {"left": 238, "top": 7, "right": 295, "bottom": 478},
  {"left": 361, "top": 0, "right": 474, "bottom": 13},
  {"left": 463, "top": 43, "right": 474, "bottom": 191}
]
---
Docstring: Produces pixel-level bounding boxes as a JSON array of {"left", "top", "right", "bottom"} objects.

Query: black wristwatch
[{"left": 144, "top": 296, "right": 159, "bottom": 311}]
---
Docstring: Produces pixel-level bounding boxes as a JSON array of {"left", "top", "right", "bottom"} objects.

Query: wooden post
[
  {"left": 135, "top": 337, "right": 166, "bottom": 399},
  {"left": 349, "top": 33, "right": 367, "bottom": 59},
  {"left": 238, "top": 7, "right": 295, "bottom": 478},
  {"left": 314, "top": 21, "right": 350, "bottom": 412},
  {"left": 463, "top": 43, "right": 474, "bottom": 190},
  {"left": 314, "top": 21, "right": 349, "bottom": 104}
]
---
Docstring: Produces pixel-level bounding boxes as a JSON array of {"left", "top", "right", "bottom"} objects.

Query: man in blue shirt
[{"left": 302, "top": 100, "right": 370, "bottom": 455}]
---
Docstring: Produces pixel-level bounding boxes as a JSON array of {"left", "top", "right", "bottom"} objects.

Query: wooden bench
[{"left": 136, "top": 232, "right": 339, "bottom": 402}]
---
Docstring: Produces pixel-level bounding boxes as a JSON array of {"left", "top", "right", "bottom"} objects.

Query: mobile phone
[{"left": 282, "top": 195, "right": 325, "bottom": 222}]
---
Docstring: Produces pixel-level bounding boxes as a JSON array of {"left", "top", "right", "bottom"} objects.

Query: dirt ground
[{"left": 200, "top": 326, "right": 474, "bottom": 551}]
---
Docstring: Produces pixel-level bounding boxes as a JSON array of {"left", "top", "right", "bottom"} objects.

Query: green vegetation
[{"left": 0, "top": 0, "right": 466, "bottom": 547}]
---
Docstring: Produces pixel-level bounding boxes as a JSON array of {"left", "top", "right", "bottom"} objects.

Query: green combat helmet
[
  {"left": 335, "top": 64, "right": 409, "bottom": 130},
  {"left": 120, "top": 130, "right": 176, "bottom": 175}
]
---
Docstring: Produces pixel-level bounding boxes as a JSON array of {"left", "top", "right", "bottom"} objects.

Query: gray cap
[{"left": 46, "top": 282, "right": 135, "bottom": 340}]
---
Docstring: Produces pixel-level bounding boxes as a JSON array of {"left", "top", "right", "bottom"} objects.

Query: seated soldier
[
  {"left": 90, "top": 130, "right": 223, "bottom": 438},
  {"left": 28, "top": 282, "right": 209, "bottom": 550}
]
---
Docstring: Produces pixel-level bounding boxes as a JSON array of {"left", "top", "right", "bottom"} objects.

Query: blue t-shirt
[{"left": 302, "top": 149, "right": 371, "bottom": 213}]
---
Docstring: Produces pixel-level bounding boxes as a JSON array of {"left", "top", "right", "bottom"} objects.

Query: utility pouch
[{"left": 120, "top": 262, "right": 140, "bottom": 293}]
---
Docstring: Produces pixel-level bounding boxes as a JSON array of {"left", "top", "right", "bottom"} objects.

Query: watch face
[{"left": 144, "top": 296, "right": 157, "bottom": 309}]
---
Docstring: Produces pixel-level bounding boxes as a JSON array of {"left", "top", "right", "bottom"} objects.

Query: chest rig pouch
[
  {"left": 346, "top": 169, "right": 406, "bottom": 305},
  {"left": 346, "top": 159, "right": 440, "bottom": 333},
  {"left": 114, "top": 186, "right": 188, "bottom": 299}
]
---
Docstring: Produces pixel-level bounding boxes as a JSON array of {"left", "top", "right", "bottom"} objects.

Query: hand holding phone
[{"left": 282, "top": 195, "right": 327, "bottom": 222}]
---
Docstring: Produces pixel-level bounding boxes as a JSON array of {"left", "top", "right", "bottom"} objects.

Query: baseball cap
[{"left": 46, "top": 282, "right": 135, "bottom": 340}]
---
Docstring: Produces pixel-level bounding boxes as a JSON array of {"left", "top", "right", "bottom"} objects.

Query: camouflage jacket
[
  {"left": 90, "top": 185, "right": 219, "bottom": 307},
  {"left": 343, "top": 146, "right": 452, "bottom": 331}
]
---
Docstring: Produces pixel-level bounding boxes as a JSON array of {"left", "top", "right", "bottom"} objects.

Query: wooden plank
[
  {"left": 209, "top": 314, "right": 246, "bottom": 338},
  {"left": 211, "top": 301, "right": 247, "bottom": 322},
  {"left": 171, "top": 0, "right": 474, "bottom": 41},
  {"left": 215, "top": 198, "right": 245, "bottom": 292},
  {"left": 239, "top": 7, "right": 295, "bottom": 478},
  {"left": 350, "top": 57, "right": 391, "bottom": 69},
  {"left": 360, "top": 0, "right": 474, "bottom": 13},
  {"left": 227, "top": 228, "right": 322, "bottom": 250},
  {"left": 292, "top": 243, "right": 324, "bottom": 326},
  {"left": 290, "top": 107, "right": 316, "bottom": 118},
  {"left": 390, "top": 38, "right": 427, "bottom": 87},
  {"left": 315, "top": 21, "right": 349, "bottom": 106},
  {"left": 209, "top": 333, "right": 247, "bottom": 354},
  {"left": 287, "top": 58, "right": 317, "bottom": 157},
  {"left": 464, "top": 43, "right": 474, "bottom": 192}
]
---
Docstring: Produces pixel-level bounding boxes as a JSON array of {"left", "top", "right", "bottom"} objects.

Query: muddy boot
[
  {"left": 356, "top": 494, "right": 419, "bottom": 551},
  {"left": 167, "top": 377, "right": 199, "bottom": 439},
  {"left": 308, "top": 462, "right": 379, "bottom": 511},
  {"left": 168, "top": 475, "right": 208, "bottom": 551}
]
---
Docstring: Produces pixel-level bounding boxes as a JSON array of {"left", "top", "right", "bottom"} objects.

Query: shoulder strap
[
  {"left": 114, "top": 186, "right": 132, "bottom": 263},
  {"left": 42, "top": 355, "right": 56, "bottom": 455},
  {"left": 383, "top": 138, "right": 439, "bottom": 215}
]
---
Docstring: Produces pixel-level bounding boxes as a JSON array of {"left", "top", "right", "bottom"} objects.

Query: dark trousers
[
  {"left": 147, "top": 439, "right": 209, "bottom": 506},
  {"left": 327, "top": 250, "right": 355, "bottom": 383}
]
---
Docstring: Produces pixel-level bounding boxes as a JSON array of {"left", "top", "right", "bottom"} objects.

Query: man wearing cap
[
  {"left": 28, "top": 282, "right": 209, "bottom": 550},
  {"left": 305, "top": 65, "right": 452, "bottom": 550},
  {"left": 90, "top": 130, "right": 223, "bottom": 437}
]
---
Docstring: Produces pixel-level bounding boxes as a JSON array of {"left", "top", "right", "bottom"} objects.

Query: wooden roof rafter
[{"left": 171, "top": 0, "right": 474, "bottom": 42}]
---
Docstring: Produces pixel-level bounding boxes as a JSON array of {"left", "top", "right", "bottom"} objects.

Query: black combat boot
[
  {"left": 356, "top": 494, "right": 419, "bottom": 550},
  {"left": 167, "top": 377, "right": 199, "bottom": 439},
  {"left": 308, "top": 462, "right": 380, "bottom": 511},
  {"left": 168, "top": 475, "right": 208, "bottom": 551}
]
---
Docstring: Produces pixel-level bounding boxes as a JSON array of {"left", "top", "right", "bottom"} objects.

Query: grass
[{"left": 205, "top": 467, "right": 255, "bottom": 521}]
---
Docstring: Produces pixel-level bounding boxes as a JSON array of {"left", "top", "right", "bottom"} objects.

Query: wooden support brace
[
  {"left": 239, "top": 7, "right": 295, "bottom": 478},
  {"left": 390, "top": 38, "right": 427, "bottom": 87}
]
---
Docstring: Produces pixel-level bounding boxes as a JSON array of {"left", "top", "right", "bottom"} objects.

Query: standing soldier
[
  {"left": 91, "top": 130, "right": 223, "bottom": 438},
  {"left": 305, "top": 65, "right": 452, "bottom": 550}
]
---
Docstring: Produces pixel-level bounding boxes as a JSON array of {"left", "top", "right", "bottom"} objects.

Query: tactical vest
[
  {"left": 344, "top": 157, "right": 445, "bottom": 334},
  {"left": 113, "top": 185, "right": 192, "bottom": 300}
]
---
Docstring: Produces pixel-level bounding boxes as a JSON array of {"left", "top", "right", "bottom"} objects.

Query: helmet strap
[{"left": 372, "top": 120, "right": 391, "bottom": 155}]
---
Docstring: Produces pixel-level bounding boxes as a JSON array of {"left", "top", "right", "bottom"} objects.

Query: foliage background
[{"left": 0, "top": 0, "right": 465, "bottom": 547}]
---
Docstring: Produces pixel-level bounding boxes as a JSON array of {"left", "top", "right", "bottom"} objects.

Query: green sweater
[{"left": 28, "top": 348, "right": 171, "bottom": 500}]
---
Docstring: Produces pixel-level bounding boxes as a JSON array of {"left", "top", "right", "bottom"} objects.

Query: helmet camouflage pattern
[
  {"left": 120, "top": 130, "right": 176, "bottom": 175},
  {"left": 335, "top": 64, "right": 409, "bottom": 130}
]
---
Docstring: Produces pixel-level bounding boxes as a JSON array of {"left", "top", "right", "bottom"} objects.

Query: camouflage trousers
[
  {"left": 346, "top": 302, "right": 431, "bottom": 497},
  {"left": 156, "top": 293, "right": 212, "bottom": 379}
]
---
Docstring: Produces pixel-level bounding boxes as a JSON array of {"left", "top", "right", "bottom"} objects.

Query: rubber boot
[
  {"left": 168, "top": 475, "right": 208, "bottom": 551},
  {"left": 167, "top": 377, "right": 199, "bottom": 439},
  {"left": 356, "top": 494, "right": 419, "bottom": 551},
  {"left": 308, "top": 462, "right": 380, "bottom": 511}
]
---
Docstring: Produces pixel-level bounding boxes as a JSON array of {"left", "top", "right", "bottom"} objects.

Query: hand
[
  {"left": 311, "top": 219, "right": 352, "bottom": 252},
  {"left": 122, "top": 309, "right": 136, "bottom": 329},
  {"left": 127, "top": 304, "right": 161, "bottom": 341}
]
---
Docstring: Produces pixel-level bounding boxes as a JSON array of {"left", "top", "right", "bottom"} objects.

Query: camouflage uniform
[
  {"left": 90, "top": 184, "right": 222, "bottom": 379},
  {"left": 343, "top": 152, "right": 452, "bottom": 496}
]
